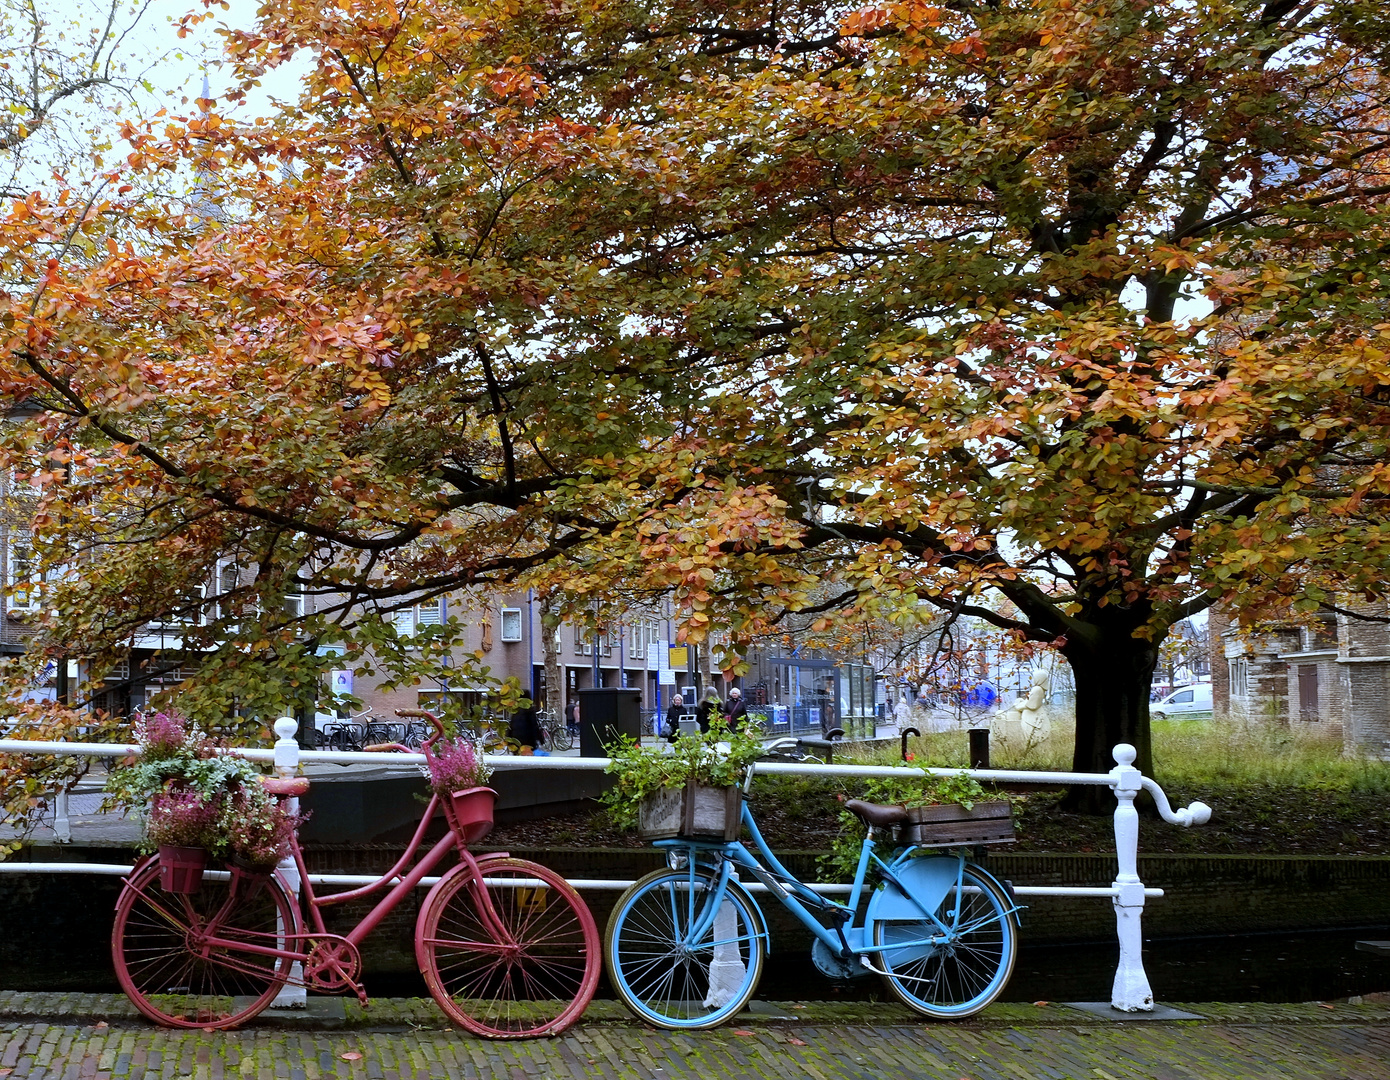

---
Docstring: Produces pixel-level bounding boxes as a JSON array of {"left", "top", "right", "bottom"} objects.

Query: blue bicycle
[{"left": 604, "top": 759, "right": 1021, "bottom": 1028}]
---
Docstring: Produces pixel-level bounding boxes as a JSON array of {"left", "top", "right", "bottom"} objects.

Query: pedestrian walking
[
  {"left": 700, "top": 687, "right": 722, "bottom": 733},
  {"left": 723, "top": 686, "right": 747, "bottom": 730},
  {"left": 564, "top": 697, "right": 579, "bottom": 738},
  {"left": 664, "top": 694, "right": 686, "bottom": 742}
]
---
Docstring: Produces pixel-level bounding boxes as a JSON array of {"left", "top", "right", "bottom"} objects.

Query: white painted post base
[
  {"left": 703, "top": 872, "right": 746, "bottom": 1009},
  {"left": 270, "top": 717, "right": 306, "bottom": 1009},
  {"left": 53, "top": 786, "right": 71, "bottom": 844},
  {"left": 1109, "top": 744, "right": 1154, "bottom": 1011}
]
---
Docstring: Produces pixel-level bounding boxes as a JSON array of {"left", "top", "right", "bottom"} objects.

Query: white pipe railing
[{"left": 0, "top": 723, "right": 1208, "bottom": 1012}]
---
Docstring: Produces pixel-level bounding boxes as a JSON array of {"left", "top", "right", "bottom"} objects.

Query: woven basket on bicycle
[
  {"left": 638, "top": 781, "right": 742, "bottom": 842},
  {"left": 898, "top": 800, "right": 1015, "bottom": 847}
]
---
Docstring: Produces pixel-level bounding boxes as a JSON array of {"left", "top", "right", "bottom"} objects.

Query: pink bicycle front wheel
[
  {"left": 112, "top": 856, "right": 298, "bottom": 1029},
  {"left": 416, "top": 857, "right": 600, "bottom": 1038}
]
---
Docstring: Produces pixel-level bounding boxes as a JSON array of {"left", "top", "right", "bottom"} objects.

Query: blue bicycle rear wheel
[
  {"left": 605, "top": 866, "right": 765, "bottom": 1029},
  {"left": 871, "top": 862, "right": 1017, "bottom": 1018}
]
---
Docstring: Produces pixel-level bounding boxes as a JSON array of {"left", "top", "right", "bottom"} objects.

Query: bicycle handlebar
[{"left": 395, "top": 709, "right": 446, "bottom": 755}]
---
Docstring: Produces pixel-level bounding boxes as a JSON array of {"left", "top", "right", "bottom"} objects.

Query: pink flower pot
[
  {"left": 157, "top": 845, "right": 208, "bottom": 894},
  {"left": 447, "top": 786, "right": 497, "bottom": 845}
]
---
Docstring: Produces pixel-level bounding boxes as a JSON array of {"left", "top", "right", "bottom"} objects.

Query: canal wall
[{"left": 2, "top": 845, "right": 1387, "bottom": 990}]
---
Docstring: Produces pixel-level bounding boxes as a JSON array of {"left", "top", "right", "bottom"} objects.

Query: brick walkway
[{"left": 1, "top": 996, "right": 1388, "bottom": 1079}]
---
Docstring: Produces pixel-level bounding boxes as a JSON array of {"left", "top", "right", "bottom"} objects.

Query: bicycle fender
[{"left": 865, "top": 856, "right": 959, "bottom": 924}]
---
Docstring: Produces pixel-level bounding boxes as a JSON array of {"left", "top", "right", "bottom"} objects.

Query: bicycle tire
[
  {"left": 871, "top": 862, "right": 1018, "bottom": 1019},
  {"left": 416, "top": 857, "right": 600, "bottom": 1038},
  {"left": 605, "top": 866, "right": 765, "bottom": 1030},
  {"left": 547, "top": 721, "right": 574, "bottom": 753},
  {"left": 112, "top": 858, "right": 298, "bottom": 1029}
]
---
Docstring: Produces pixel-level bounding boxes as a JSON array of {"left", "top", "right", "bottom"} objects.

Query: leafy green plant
[
  {"left": 821, "top": 770, "right": 992, "bottom": 881},
  {"left": 601, "top": 720, "right": 765, "bottom": 832}
]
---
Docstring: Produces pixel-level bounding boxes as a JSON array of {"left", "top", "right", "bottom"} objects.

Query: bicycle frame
[
  {"left": 656, "top": 797, "right": 1019, "bottom": 963},
  {"left": 126, "top": 793, "right": 519, "bottom": 984}
]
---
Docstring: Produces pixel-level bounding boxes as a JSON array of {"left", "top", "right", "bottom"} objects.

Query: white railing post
[
  {"left": 52, "top": 785, "right": 71, "bottom": 844},
  {"left": 1109, "top": 743, "right": 1154, "bottom": 1011},
  {"left": 270, "top": 716, "right": 307, "bottom": 1009}
]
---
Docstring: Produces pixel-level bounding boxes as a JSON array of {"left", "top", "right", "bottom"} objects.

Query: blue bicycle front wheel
[
  {"left": 871, "top": 862, "right": 1018, "bottom": 1018},
  {"left": 605, "top": 867, "right": 765, "bottom": 1029}
]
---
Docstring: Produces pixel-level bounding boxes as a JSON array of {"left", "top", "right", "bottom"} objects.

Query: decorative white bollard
[
  {"left": 1109, "top": 743, "right": 1153, "bottom": 1011},
  {"left": 53, "top": 786, "right": 71, "bottom": 844},
  {"left": 703, "top": 883, "right": 746, "bottom": 1009},
  {"left": 270, "top": 716, "right": 307, "bottom": 1009}
]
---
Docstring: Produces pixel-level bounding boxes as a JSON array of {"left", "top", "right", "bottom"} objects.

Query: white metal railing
[{"left": 0, "top": 720, "right": 1209, "bottom": 1012}]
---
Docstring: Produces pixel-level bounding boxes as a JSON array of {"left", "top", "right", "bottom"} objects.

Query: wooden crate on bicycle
[
  {"left": 638, "top": 781, "right": 742, "bottom": 842},
  {"left": 902, "top": 800, "right": 1015, "bottom": 847}
]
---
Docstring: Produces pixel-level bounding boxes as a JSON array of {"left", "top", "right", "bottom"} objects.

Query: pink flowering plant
[
  {"left": 145, "top": 789, "right": 225, "bottom": 852},
  {"left": 422, "top": 735, "right": 493, "bottom": 795},
  {"left": 221, "top": 787, "right": 306, "bottom": 870},
  {"left": 105, "top": 709, "right": 285, "bottom": 859}
]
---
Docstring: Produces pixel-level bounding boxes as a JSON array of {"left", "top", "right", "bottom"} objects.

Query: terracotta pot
[
  {"left": 447, "top": 786, "right": 497, "bottom": 845},
  {"left": 157, "top": 845, "right": 208, "bottom": 894}
]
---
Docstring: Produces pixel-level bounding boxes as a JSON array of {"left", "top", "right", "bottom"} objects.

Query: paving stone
[{"left": 0, "top": 996, "right": 1387, "bottom": 1079}]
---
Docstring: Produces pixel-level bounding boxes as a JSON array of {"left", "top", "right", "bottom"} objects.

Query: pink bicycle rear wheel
[{"left": 112, "top": 856, "right": 298, "bottom": 1029}]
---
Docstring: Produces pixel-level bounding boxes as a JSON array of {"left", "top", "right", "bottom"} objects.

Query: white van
[{"left": 1151, "top": 682, "right": 1213, "bottom": 720}]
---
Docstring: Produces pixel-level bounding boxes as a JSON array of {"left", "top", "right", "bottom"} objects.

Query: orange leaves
[{"left": 944, "top": 35, "right": 986, "bottom": 60}]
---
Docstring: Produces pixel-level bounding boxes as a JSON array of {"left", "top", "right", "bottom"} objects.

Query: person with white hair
[{"left": 723, "top": 685, "right": 747, "bottom": 730}]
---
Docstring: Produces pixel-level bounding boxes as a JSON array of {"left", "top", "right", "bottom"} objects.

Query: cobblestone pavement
[{"left": 1, "top": 995, "right": 1388, "bottom": 1079}]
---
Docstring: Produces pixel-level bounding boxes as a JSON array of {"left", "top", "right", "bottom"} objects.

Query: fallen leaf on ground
[
  {"left": 341, "top": 1052, "right": 363, "bottom": 1061},
  {"left": 94, "top": 1022, "right": 108, "bottom": 1029},
  {"left": 1034, "top": 1000, "right": 1050, "bottom": 1007},
  {"left": 1317, "top": 1003, "right": 1335, "bottom": 1011},
  {"left": 1, "top": 1068, "right": 14, "bottom": 1076},
  {"left": 732, "top": 1029, "right": 755, "bottom": 1036},
  {"left": 788, "top": 1037, "right": 807, "bottom": 1046}
]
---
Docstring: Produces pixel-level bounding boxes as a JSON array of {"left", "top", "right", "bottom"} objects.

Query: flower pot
[
  {"left": 638, "top": 782, "right": 742, "bottom": 842},
  {"left": 157, "top": 845, "right": 208, "bottom": 894},
  {"left": 901, "top": 801, "right": 1015, "bottom": 848},
  {"left": 446, "top": 786, "right": 497, "bottom": 845}
]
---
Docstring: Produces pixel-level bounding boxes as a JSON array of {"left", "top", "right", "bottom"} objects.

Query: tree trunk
[
  {"left": 1060, "top": 627, "right": 1162, "bottom": 813},
  {"left": 540, "top": 597, "right": 562, "bottom": 717}
]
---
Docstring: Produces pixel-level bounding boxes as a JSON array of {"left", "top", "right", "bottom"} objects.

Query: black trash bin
[{"left": 579, "top": 687, "right": 642, "bottom": 757}]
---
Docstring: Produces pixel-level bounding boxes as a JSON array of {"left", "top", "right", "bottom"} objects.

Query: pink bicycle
[{"left": 110, "top": 710, "right": 600, "bottom": 1038}]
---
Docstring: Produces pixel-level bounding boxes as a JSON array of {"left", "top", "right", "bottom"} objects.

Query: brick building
[{"left": 1212, "top": 601, "right": 1390, "bottom": 756}]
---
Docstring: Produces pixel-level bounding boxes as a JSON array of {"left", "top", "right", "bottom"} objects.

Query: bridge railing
[{"left": 0, "top": 724, "right": 1210, "bottom": 1012}]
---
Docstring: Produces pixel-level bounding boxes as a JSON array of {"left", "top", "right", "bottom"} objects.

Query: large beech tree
[{"left": 2, "top": 0, "right": 1390, "bottom": 809}]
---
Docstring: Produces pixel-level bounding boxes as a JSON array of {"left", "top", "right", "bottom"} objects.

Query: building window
[
  {"left": 500, "top": 607, "right": 522, "bottom": 642},
  {"left": 394, "top": 598, "right": 444, "bottom": 636},
  {"left": 628, "top": 619, "right": 646, "bottom": 661},
  {"left": 1228, "top": 658, "right": 1248, "bottom": 699}
]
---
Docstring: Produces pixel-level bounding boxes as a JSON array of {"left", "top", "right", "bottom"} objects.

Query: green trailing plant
[
  {"left": 601, "top": 720, "right": 765, "bottom": 832},
  {"left": 821, "top": 770, "right": 993, "bottom": 881}
]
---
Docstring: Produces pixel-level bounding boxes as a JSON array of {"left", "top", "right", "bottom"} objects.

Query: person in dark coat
[
  {"left": 664, "top": 695, "right": 687, "bottom": 741},
  {"left": 509, "top": 705, "right": 543, "bottom": 750},
  {"left": 564, "top": 697, "right": 579, "bottom": 737},
  {"left": 723, "top": 686, "right": 747, "bottom": 730},
  {"left": 699, "top": 688, "right": 723, "bottom": 734}
]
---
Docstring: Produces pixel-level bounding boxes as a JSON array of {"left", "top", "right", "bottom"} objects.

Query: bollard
[
  {"left": 53, "top": 785, "right": 71, "bottom": 844},
  {"left": 1109, "top": 743, "right": 1154, "bottom": 1011},
  {"left": 969, "top": 727, "right": 990, "bottom": 770},
  {"left": 270, "top": 716, "right": 307, "bottom": 1009}
]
